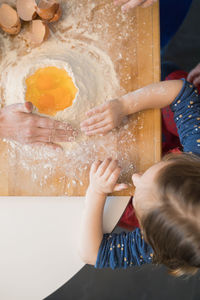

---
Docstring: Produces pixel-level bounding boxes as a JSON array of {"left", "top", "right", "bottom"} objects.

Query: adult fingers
[
  {"left": 103, "top": 160, "right": 119, "bottom": 180},
  {"left": 52, "top": 133, "right": 77, "bottom": 142},
  {"left": 113, "top": 0, "right": 129, "bottom": 6},
  {"left": 113, "top": 183, "right": 129, "bottom": 192},
  {"left": 80, "top": 113, "right": 106, "bottom": 129},
  {"left": 35, "top": 128, "right": 77, "bottom": 142},
  {"left": 35, "top": 128, "right": 71, "bottom": 137},
  {"left": 30, "top": 142, "right": 63, "bottom": 152},
  {"left": 122, "top": 0, "right": 145, "bottom": 12},
  {"left": 33, "top": 115, "right": 74, "bottom": 130},
  {"left": 96, "top": 158, "right": 112, "bottom": 176},
  {"left": 90, "top": 160, "right": 102, "bottom": 174},
  {"left": 84, "top": 124, "right": 113, "bottom": 136},
  {"left": 187, "top": 64, "right": 200, "bottom": 82},
  {"left": 141, "top": 0, "right": 157, "bottom": 8},
  {"left": 26, "top": 134, "right": 75, "bottom": 144},
  {"left": 193, "top": 75, "right": 200, "bottom": 87}
]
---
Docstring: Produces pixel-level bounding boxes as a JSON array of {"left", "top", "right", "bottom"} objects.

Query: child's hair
[{"left": 141, "top": 153, "right": 200, "bottom": 277}]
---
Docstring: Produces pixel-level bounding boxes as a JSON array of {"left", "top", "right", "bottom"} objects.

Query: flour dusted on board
[{"left": 0, "top": 1, "right": 139, "bottom": 192}]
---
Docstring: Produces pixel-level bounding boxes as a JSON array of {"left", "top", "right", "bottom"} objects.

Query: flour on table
[
  {"left": 1, "top": 38, "right": 120, "bottom": 151},
  {"left": 0, "top": 1, "right": 139, "bottom": 193}
]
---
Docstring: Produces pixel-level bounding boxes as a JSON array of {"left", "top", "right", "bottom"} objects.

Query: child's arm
[
  {"left": 78, "top": 159, "right": 128, "bottom": 265},
  {"left": 79, "top": 159, "right": 153, "bottom": 268},
  {"left": 80, "top": 80, "right": 183, "bottom": 136}
]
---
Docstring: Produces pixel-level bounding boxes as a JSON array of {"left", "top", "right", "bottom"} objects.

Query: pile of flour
[{"left": 0, "top": 38, "right": 121, "bottom": 150}]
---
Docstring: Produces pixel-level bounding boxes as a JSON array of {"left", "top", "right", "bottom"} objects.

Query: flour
[
  {"left": 1, "top": 38, "right": 121, "bottom": 150},
  {"left": 0, "top": 0, "right": 139, "bottom": 195}
]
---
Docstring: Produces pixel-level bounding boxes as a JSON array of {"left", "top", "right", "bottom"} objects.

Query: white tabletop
[{"left": 0, "top": 196, "right": 130, "bottom": 300}]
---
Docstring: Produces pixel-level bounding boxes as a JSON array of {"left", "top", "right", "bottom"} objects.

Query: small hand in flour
[
  {"left": 0, "top": 102, "right": 77, "bottom": 148},
  {"left": 80, "top": 99, "right": 125, "bottom": 136},
  {"left": 88, "top": 158, "right": 128, "bottom": 196},
  {"left": 187, "top": 63, "right": 200, "bottom": 87},
  {"left": 114, "top": 0, "right": 157, "bottom": 12}
]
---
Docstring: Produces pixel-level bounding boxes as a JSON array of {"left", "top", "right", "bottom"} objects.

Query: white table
[{"left": 0, "top": 196, "right": 130, "bottom": 300}]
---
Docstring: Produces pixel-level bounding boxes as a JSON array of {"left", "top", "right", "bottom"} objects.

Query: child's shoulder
[
  {"left": 170, "top": 79, "right": 200, "bottom": 156},
  {"left": 171, "top": 79, "right": 200, "bottom": 111}
]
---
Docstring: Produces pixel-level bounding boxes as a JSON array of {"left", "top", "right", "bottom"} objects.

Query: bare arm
[
  {"left": 81, "top": 80, "right": 183, "bottom": 136},
  {"left": 121, "top": 80, "right": 183, "bottom": 115},
  {"left": 79, "top": 159, "right": 128, "bottom": 265}
]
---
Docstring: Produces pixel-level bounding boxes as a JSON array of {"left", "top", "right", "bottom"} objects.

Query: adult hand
[
  {"left": 187, "top": 63, "right": 200, "bottom": 87},
  {"left": 80, "top": 99, "right": 125, "bottom": 136},
  {"left": 114, "top": 0, "right": 157, "bottom": 12},
  {"left": 88, "top": 158, "right": 128, "bottom": 196},
  {"left": 0, "top": 102, "right": 77, "bottom": 149}
]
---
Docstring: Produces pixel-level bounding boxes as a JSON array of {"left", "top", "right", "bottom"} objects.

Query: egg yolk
[{"left": 25, "top": 66, "right": 78, "bottom": 116}]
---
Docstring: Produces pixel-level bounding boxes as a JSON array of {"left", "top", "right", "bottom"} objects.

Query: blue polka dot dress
[{"left": 95, "top": 79, "right": 200, "bottom": 269}]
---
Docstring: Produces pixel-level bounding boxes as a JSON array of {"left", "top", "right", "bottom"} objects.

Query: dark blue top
[
  {"left": 95, "top": 79, "right": 200, "bottom": 269},
  {"left": 160, "top": 0, "right": 192, "bottom": 48}
]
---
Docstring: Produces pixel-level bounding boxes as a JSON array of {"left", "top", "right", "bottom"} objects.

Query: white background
[{"left": 0, "top": 196, "right": 129, "bottom": 300}]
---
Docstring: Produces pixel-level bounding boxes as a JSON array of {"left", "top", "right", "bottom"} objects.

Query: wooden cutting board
[{"left": 0, "top": 0, "right": 161, "bottom": 196}]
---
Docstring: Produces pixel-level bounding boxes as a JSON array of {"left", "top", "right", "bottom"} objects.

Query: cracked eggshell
[
  {"left": 36, "top": 0, "right": 61, "bottom": 22},
  {"left": 0, "top": 3, "right": 21, "bottom": 35},
  {"left": 16, "top": 0, "right": 37, "bottom": 21},
  {"left": 49, "top": 5, "right": 62, "bottom": 23},
  {"left": 28, "top": 19, "right": 50, "bottom": 45}
]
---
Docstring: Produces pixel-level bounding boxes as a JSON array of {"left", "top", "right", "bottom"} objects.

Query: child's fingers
[
  {"left": 96, "top": 158, "right": 112, "bottom": 176},
  {"left": 103, "top": 160, "right": 119, "bottom": 180},
  {"left": 90, "top": 160, "right": 102, "bottom": 174},
  {"left": 84, "top": 124, "right": 112, "bottom": 136},
  {"left": 113, "top": 183, "right": 129, "bottom": 192},
  {"left": 80, "top": 113, "right": 105, "bottom": 129},
  {"left": 85, "top": 103, "right": 108, "bottom": 118},
  {"left": 81, "top": 120, "right": 108, "bottom": 133},
  {"left": 107, "top": 167, "right": 121, "bottom": 185}
]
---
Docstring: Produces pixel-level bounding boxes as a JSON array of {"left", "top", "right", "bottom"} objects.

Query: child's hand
[
  {"left": 114, "top": 0, "right": 157, "bottom": 12},
  {"left": 80, "top": 99, "right": 125, "bottom": 136},
  {"left": 88, "top": 159, "right": 128, "bottom": 196},
  {"left": 187, "top": 63, "right": 200, "bottom": 87}
]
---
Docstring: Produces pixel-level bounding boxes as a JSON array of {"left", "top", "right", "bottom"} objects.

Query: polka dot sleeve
[
  {"left": 170, "top": 79, "right": 200, "bottom": 155},
  {"left": 95, "top": 228, "right": 153, "bottom": 269}
]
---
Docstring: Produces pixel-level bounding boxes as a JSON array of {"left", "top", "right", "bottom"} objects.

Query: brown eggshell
[
  {"left": 16, "top": 0, "right": 37, "bottom": 21},
  {"left": 29, "top": 19, "right": 50, "bottom": 45},
  {"left": 36, "top": 0, "right": 59, "bottom": 20},
  {"left": 49, "top": 5, "right": 62, "bottom": 23},
  {"left": 1, "top": 20, "right": 21, "bottom": 35},
  {"left": 0, "top": 4, "right": 21, "bottom": 35},
  {"left": 0, "top": 3, "right": 19, "bottom": 27}
]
